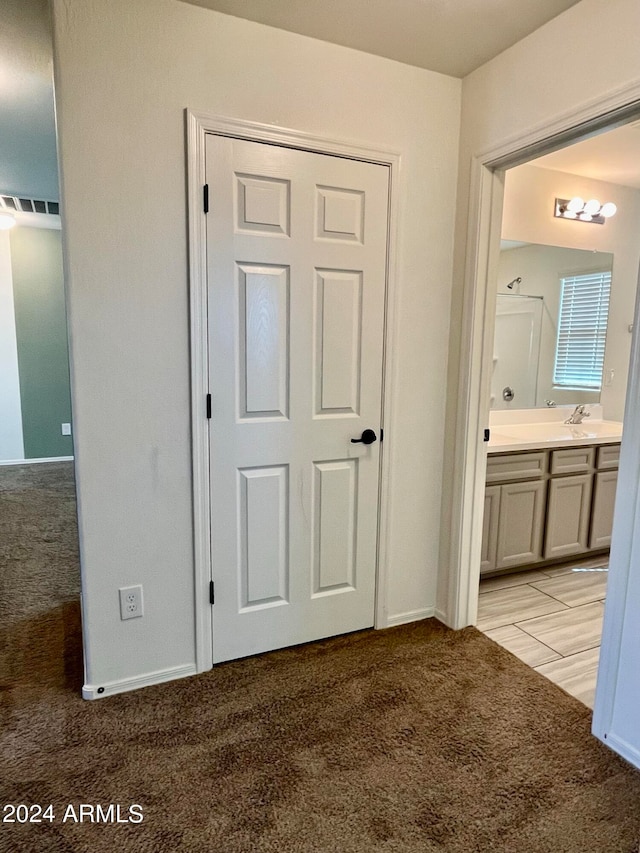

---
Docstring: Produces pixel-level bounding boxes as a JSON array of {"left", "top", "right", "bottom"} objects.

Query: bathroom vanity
[{"left": 482, "top": 411, "right": 622, "bottom": 575}]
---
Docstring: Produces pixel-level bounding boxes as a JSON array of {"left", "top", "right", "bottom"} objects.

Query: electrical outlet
[
  {"left": 61, "top": 423, "right": 72, "bottom": 436},
  {"left": 119, "top": 585, "right": 143, "bottom": 620}
]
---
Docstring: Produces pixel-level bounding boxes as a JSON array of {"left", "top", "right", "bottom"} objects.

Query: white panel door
[{"left": 206, "top": 135, "right": 389, "bottom": 663}]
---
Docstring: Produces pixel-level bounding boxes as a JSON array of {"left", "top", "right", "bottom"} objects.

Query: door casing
[{"left": 186, "top": 111, "right": 401, "bottom": 672}]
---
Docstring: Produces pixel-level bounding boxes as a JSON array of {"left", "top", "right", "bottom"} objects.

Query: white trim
[
  {"left": 374, "top": 142, "right": 402, "bottom": 632},
  {"left": 82, "top": 663, "right": 197, "bottom": 700},
  {"left": 443, "top": 161, "right": 504, "bottom": 629},
  {"left": 186, "top": 111, "right": 401, "bottom": 669},
  {"left": 386, "top": 606, "right": 435, "bottom": 628},
  {"left": 0, "top": 456, "right": 74, "bottom": 466},
  {"left": 187, "top": 113, "right": 401, "bottom": 166},
  {"left": 477, "top": 81, "right": 640, "bottom": 169},
  {"left": 186, "top": 111, "right": 213, "bottom": 674}
]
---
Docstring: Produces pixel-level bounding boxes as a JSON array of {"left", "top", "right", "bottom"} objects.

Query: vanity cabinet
[
  {"left": 482, "top": 442, "right": 620, "bottom": 575},
  {"left": 482, "top": 452, "right": 547, "bottom": 573}
]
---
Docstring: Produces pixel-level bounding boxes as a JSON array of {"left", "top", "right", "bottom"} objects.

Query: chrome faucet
[{"left": 565, "top": 404, "right": 590, "bottom": 424}]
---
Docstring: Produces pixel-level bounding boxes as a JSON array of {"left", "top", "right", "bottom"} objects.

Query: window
[{"left": 553, "top": 270, "right": 611, "bottom": 390}]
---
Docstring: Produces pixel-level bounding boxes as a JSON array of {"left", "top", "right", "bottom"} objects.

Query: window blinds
[{"left": 553, "top": 271, "right": 611, "bottom": 389}]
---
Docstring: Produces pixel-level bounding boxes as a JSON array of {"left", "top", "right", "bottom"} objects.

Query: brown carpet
[
  {"left": 0, "top": 462, "right": 82, "bottom": 694},
  {"left": 2, "top": 466, "right": 640, "bottom": 852}
]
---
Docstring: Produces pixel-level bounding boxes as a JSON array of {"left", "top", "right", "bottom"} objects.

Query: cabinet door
[
  {"left": 545, "top": 473, "right": 593, "bottom": 560},
  {"left": 590, "top": 470, "right": 618, "bottom": 549},
  {"left": 496, "top": 480, "right": 546, "bottom": 569},
  {"left": 480, "top": 485, "right": 500, "bottom": 574}
]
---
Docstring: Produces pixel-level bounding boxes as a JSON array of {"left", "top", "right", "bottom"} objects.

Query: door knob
[{"left": 351, "top": 429, "right": 377, "bottom": 445}]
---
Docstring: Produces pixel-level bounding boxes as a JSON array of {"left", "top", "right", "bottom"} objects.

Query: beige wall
[
  {"left": 51, "top": 0, "right": 461, "bottom": 691},
  {"left": 501, "top": 164, "right": 640, "bottom": 419}
]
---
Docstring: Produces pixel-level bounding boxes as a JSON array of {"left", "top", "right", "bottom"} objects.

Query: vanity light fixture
[
  {"left": 0, "top": 211, "right": 16, "bottom": 230},
  {"left": 554, "top": 197, "right": 617, "bottom": 224}
]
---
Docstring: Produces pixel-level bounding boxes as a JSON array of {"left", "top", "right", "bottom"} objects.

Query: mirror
[{"left": 492, "top": 242, "right": 614, "bottom": 410}]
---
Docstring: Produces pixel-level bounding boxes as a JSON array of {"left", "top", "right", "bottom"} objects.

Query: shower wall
[{"left": 491, "top": 294, "right": 543, "bottom": 409}]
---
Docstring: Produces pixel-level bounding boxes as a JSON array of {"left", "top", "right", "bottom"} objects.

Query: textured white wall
[
  {"left": 501, "top": 164, "right": 640, "bottom": 420},
  {"left": 0, "top": 231, "right": 24, "bottom": 462},
  {"left": 51, "top": 0, "right": 461, "bottom": 690}
]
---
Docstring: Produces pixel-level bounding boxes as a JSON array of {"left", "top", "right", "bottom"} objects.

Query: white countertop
[{"left": 488, "top": 419, "right": 623, "bottom": 453}]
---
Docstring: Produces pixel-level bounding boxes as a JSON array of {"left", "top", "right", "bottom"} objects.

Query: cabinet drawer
[
  {"left": 486, "top": 451, "right": 547, "bottom": 483},
  {"left": 550, "top": 446, "right": 594, "bottom": 475},
  {"left": 597, "top": 443, "right": 620, "bottom": 470}
]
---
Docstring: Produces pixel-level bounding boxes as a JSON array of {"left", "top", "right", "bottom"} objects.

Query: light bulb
[
  {"left": 563, "top": 210, "right": 577, "bottom": 219},
  {"left": 584, "top": 198, "right": 601, "bottom": 215},
  {"left": 567, "top": 197, "right": 585, "bottom": 213},
  {"left": 579, "top": 212, "right": 592, "bottom": 222},
  {"left": 0, "top": 211, "right": 16, "bottom": 230},
  {"left": 601, "top": 202, "right": 617, "bottom": 218}
]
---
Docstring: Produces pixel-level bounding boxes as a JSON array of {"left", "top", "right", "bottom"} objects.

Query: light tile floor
[{"left": 478, "top": 557, "right": 609, "bottom": 709}]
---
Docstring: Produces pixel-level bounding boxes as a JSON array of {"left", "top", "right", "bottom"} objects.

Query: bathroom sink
[
  {"left": 495, "top": 420, "right": 621, "bottom": 440},
  {"left": 489, "top": 420, "right": 623, "bottom": 448}
]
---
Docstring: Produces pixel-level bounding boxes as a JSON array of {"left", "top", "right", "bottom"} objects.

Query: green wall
[{"left": 10, "top": 227, "right": 73, "bottom": 459}]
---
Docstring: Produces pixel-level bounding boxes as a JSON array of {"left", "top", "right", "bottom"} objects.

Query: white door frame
[
  {"left": 186, "top": 111, "right": 401, "bottom": 672},
  {"left": 449, "top": 83, "right": 640, "bottom": 756}
]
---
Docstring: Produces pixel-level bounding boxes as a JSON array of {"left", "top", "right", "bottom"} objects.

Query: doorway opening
[{"left": 466, "top": 117, "right": 640, "bottom": 709}]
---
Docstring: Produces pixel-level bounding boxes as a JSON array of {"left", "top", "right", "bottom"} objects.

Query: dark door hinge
[
  {"left": 209, "top": 581, "right": 215, "bottom": 605},
  {"left": 484, "top": 428, "right": 490, "bottom": 442},
  {"left": 203, "top": 184, "right": 209, "bottom": 214},
  {"left": 380, "top": 428, "right": 384, "bottom": 442},
  {"left": 206, "top": 393, "right": 212, "bottom": 419}
]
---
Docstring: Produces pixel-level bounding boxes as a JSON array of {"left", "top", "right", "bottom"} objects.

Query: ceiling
[
  {"left": 180, "top": 0, "right": 583, "bottom": 78},
  {"left": 532, "top": 123, "right": 640, "bottom": 190}
]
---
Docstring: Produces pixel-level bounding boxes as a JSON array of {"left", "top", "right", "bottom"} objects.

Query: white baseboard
[
  {"left": 595, "top": 730, "right": 640, "bottom": 772},
  {"left": 82, "top": 663, "right": 197, "bottom": 700},
  {"left": 434, "top": 608, "right": 452, "bottom": 627},
  {"left": 0, "top": 456, "right": 74, "bottom": 466},
  {"left": 386, "top": 606, "right": 435, "bottom": 628}
]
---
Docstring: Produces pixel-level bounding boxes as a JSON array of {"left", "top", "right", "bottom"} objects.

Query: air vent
[{"left": 0, "top": 195, "right": 59, "bottom": 216}]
